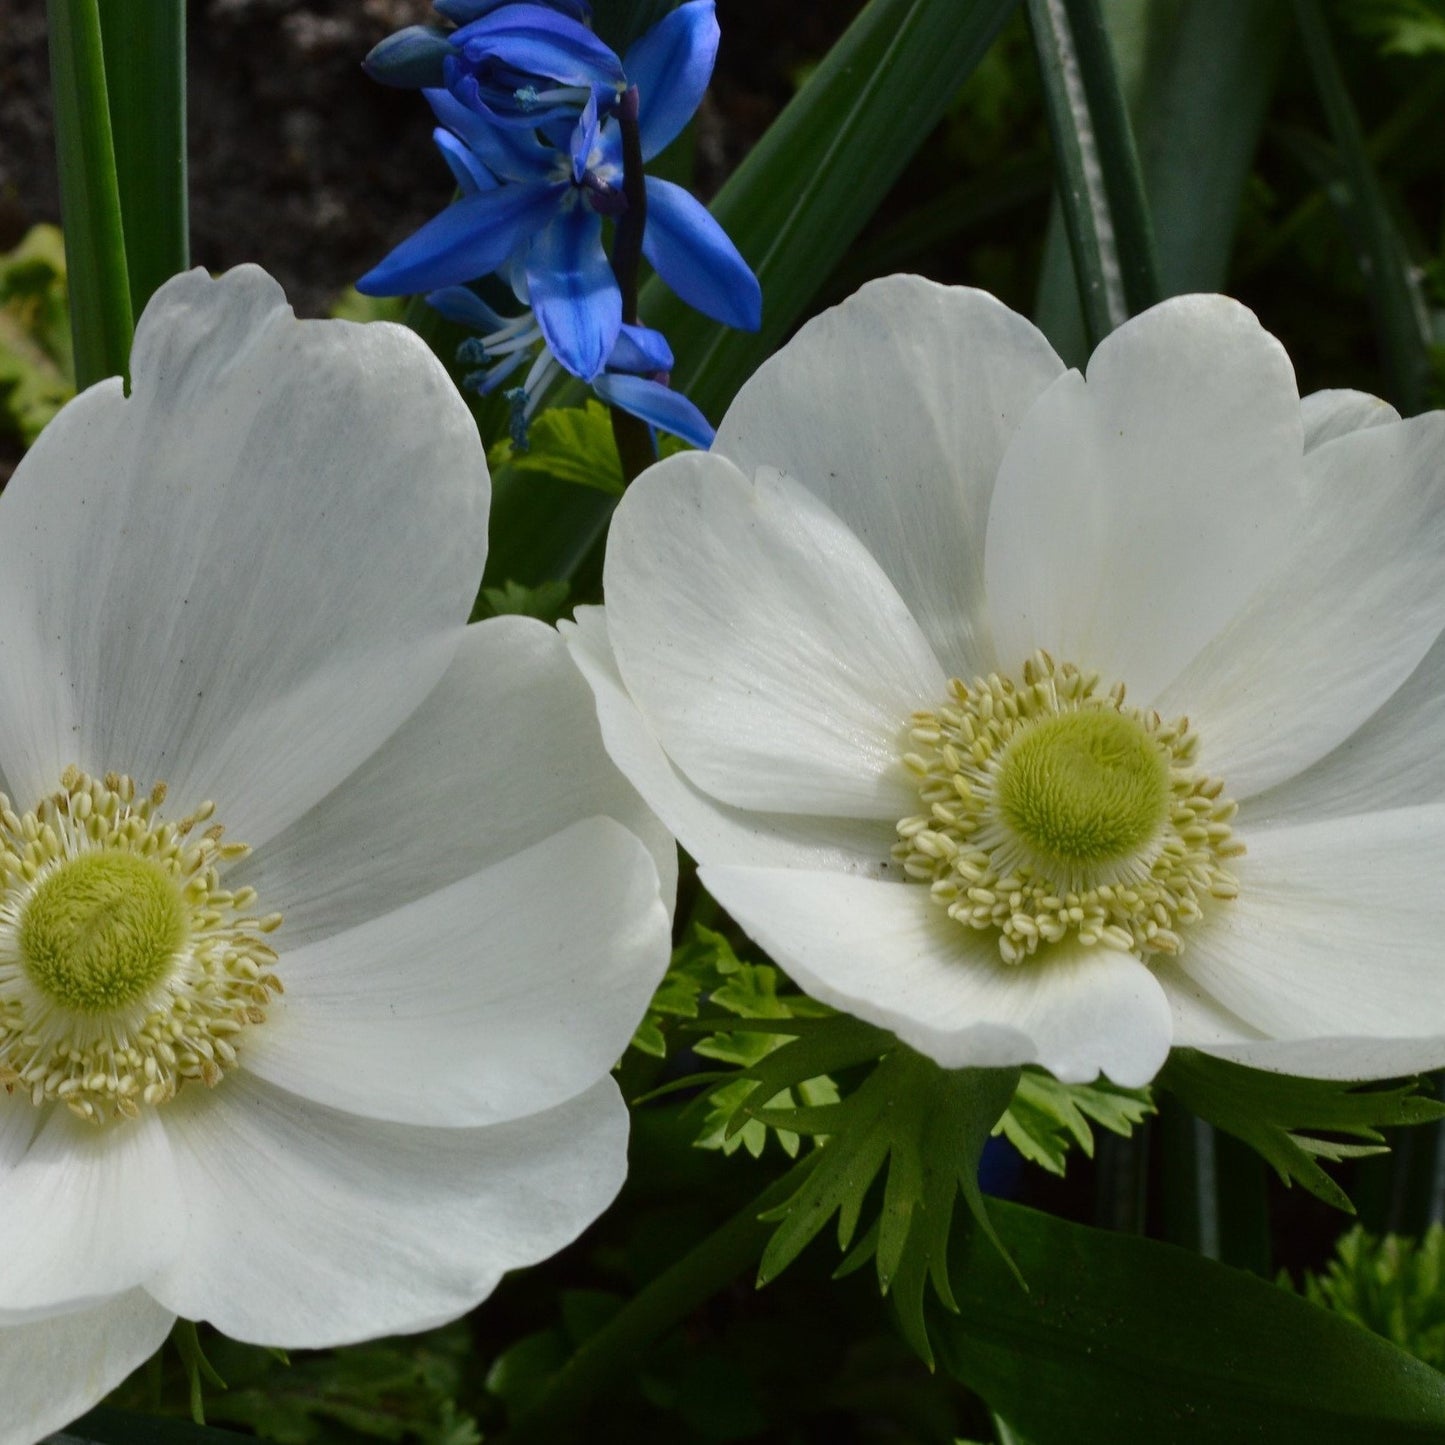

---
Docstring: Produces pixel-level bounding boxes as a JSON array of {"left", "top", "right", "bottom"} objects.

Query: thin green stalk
[
  {"left": 496, "top": 1156, "right": 817, "bottom": 1444},
  {"left": 1026, "top": 0, "right": 1160, "bottom": 347},
  {"left": 1293, "top": 0, "right": 1434, "bottom": 416},
  {"left": 99, "top": 0, "right": 189, "bottom": 318},
  {"left": 48, "top": 0, "right": 134, "bottom": 387}
]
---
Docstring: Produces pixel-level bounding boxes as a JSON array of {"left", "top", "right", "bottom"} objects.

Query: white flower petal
[
  {"left": 235, "top": 616, "right": 676, "bottom": 948},
  {"left": 563, "top": 607, "right": 897, "bottom": 872},
  {"left": 0, "top": 1291, "right": 174, "bottom": 1445},
  {"left": 150, "top": 1074, "right": 628, "bottom": 1347},
  {"left": 985, "top": 295, "right": 1305, "bottom": 702},
  {"left": 1240, "top": 625, "right": 1445, "bottom": 828},
  {"left": 1167, "top": 806, "right": 1445, "bottom": 1076},
  {"left": 1157, "top": 412, "right": 1445, "bottom": 797},
  {"left": 713, "top": 277, "right": 1064, "bottom": 675},
  {"left": 0, "top": 1107, "right": 181, "bottom": 1320},
  {"left": 605, "top": 451, "right": 947, "bottom": 819},
  {"left": 240, "top": 817, "right": 669, "bottom": 1126},
  {"left": 1301, "top": 387, "right": 1399, "bottom": 452},
  {"left": 700, "top": 866, "right": 1173, "bottom": 1087},
  {"left": 0, "top": 266, "right": 487, "bottom": 843}
]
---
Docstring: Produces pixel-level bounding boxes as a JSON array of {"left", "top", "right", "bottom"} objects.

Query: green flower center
[
  {"left": 994, "top": 709, "right": 1170, "bottom": 871},
  {"left": 0, "top": 768, "right": 284, "bottom": 1123},
  {"left": 20, "top": 851, "right": 187, "bottom": 1012},
  {"left": 894, "top": 652, "right": 1241, "bottom": 964}
]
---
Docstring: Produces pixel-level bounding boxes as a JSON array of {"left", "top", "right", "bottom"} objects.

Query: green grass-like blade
[
  {"left": 1293, "top": 0, "right": 1435, "bottom": 416},
  {"left": 646, "top": 0, "right": 1021, "bottom": 422},
  {"left": 47, "top": 0, "right": 133, "bottom": 388},
  {"left": 1027, "top": 0, "right": 1159, "bottom": 348},
  {"left": 100, "top": 0, "right": 190, "bottom": 319}
]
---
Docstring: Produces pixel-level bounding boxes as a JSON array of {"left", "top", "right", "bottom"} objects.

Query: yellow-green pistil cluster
[
  {"left": 0, "top": 768, "right": 282, "bottom": 1122},
  {"left": 894, "top": 652, "right": 1242, "bottom": 964}
]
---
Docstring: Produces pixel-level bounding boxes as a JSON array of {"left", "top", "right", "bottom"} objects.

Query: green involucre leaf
[
  {"left": 996, "top": 1067, "right": 1153, "bottom": 1175},
  {"left": 1343, "top": 0, "right": 1445, "bottom": 57},
  {"left": 474, "top": 578, "right": 571, "bottom": 625},
  {"left": 645, "top": 0, "right": 1022, "bottom": 421},
  {"left": 1294, "top": 1224, "right": 1445, "bottom": 1371},
  {"left": 1159, "top": 1050, "right": 1445, "bottom": 1213},
  {"left": 745, "top": 1039, "right": 1020, "bottom": 1365},
  {"left": 936, "top": 1199, "right": 1445, "bottom": 1443}
]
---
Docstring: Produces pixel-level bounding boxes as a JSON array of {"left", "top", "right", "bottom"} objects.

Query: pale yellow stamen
[
  {"left": 0, "top": 767, "right": 282, "bottom": 1123},
  {"left": 894, "top": 652, "right": 1241, "bottom": 964}
]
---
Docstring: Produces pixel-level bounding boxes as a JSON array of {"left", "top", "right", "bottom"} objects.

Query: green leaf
[
  {"left": 47, "top": 0, "right": 133, "bottom": 388},
  {"left": 1026, "top": 0, "right": 1160, "bottom": 347},
  {"left": 1159, "top": 1050, "right": 1445, "bottom": 1213},
  {"left": 627, "top": 923, "right": 742, "bottom": 1060},
  {"left": 0, "top": 224, "right": 75, "bottom": 445},
  {"left": 489, "top": 401, "right": 627, "bottom": 498},
  {"left": 644, "top": 0, "right": 1022, "bottom": 421},
  {"left": 99, "top": 0, "right": 188, "bottom": 319},
  {"left": 936, "top": 1199, "right": 1445, "bottom": 1442},
  {"left": 1343, "top": 0, "right": 1445, "bottom": 56},
  {"left": 752, "top": 1045, "right": 1021, "bottom": 1365},
  {"left": 996, "top": 1067, "right": 1154, "bottom": 1175},
  {"left": 1293, "top": 0, "right": 1436, "bottom": 415},
  {"left": 1295, "top": 1224, "right": 1445, "bottom": 1371}
]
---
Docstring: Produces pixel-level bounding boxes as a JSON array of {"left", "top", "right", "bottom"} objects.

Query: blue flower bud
[{"left": 363, "top": 26, "right": 454, "bottom": 89}]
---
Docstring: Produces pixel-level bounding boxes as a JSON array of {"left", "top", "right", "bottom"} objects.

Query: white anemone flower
[
  {"left": 567, "top": 274, "right": 1445, "bottom": 1091},
  {"left": 0, "top": 266, "right": 673, "bottom": 1443}
]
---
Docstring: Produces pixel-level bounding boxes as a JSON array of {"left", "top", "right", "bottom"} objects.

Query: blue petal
[
  {"left": 625, "top": 0, "right": 718, "bottom": 161},
  {"left": 571, "top": 91, "right": 600, "bottom": 184},
  {"left": 437, "top": 0, "right": 591, "bottom": 22},
  {"left": 363, "top": 25, "right": 454, "bottom": 88},
  {"left": 433, "top": 127, "right": 496, "bottom": 195},
  {"left": 642, "top": 177, "right": 761, "bottom": 330},
  {"left": 452, "top": 6, "right": 625, "bottom": 91},
  {"left": 425, "top": 286, "right": 509, "bottom": 331},
  {"left": 357, "top": 182, "right": 566, "bottom": 295},
  {"left": 592, "top": 373, "right": 715, "bottom": 449},
  {"left": 525, "top": 204, "right": 621, "bottom": 380},
  {"left": 426, "top": 85, "right": 556, "bottom": 182},
  {"left": 607, "top": 322, "right": 673, "bottom": 374}
]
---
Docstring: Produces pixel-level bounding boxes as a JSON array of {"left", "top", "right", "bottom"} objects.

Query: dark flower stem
[
  {"left": 494, "top": 1155, "right": 816, "bottom": 1444},
  {"left": 607, "top": 85, "right": 656, "bottom": 484}
]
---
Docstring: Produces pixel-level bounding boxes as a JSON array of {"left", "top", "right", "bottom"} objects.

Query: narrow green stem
[
  {"left": 606, "top": 84, "right": 656, "bottom": 484},
  {"left": 48, "top": 0, "right": 134, "bottom": 387},
  {"left": 1159, "top": 1097, "right": 1220, "bottom": 1259},
  {"left": 100, "top": 0, "right": 189, "bottom": 318},
  {"left": 496, "top": 1156, "right": 816, "bottom": 1444}
]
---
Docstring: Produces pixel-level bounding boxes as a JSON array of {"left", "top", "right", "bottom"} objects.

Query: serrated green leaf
[
  {"left": 489, "top": 400, "right": 626, "bottom": 497},
  {"left": 936, "top": 1199, "right": 1445, "bottom": 1442},
  {"left": 1296, "top": 1224, "right": 1445, "bottom": 1371},
  {"left": 475, "top": 578, "right": 571, "bottom": 624},
  {"left": 753, "top": 1045, "right": 1020, "bottom": 1365},
  {"left": 1159, "top": 1050, "right": 1445, "bottom": 1213},
  {"left": 996, "top": 1068, "right": 1154, "bottom": 1175}
]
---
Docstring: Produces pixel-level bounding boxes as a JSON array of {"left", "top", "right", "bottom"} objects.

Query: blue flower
[
  {"left": 358, "top": 0, "right": 760, "bottom": 382},
  {"left": 428, "top": 283, "right": 716, "bottom": 451},
  {"left": 365, "top": 2, "right": 623, "bottom": 130}
]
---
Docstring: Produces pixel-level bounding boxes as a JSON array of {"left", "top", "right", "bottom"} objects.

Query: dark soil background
[{"left": 0, "top": 0, "right": 862, "bottom": 318}]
